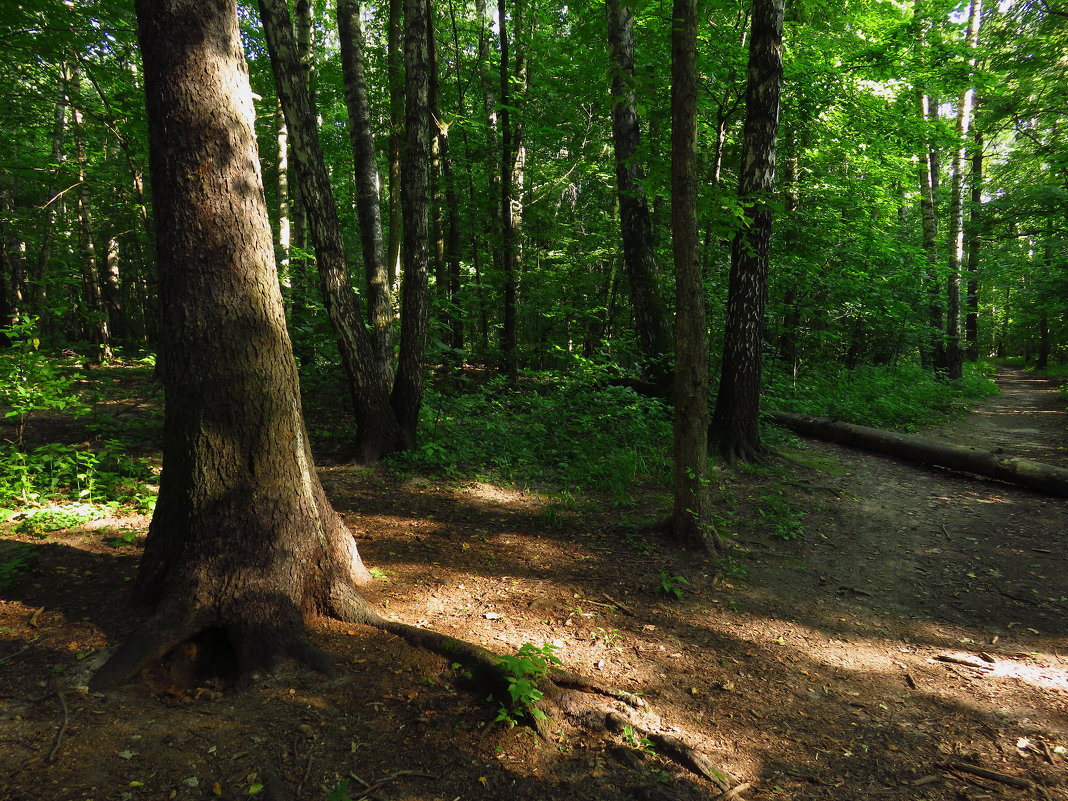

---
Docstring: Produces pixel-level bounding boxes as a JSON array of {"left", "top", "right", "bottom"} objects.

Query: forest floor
[{"left": 0, "top": 365, "right": 1066, "bottom": 801}]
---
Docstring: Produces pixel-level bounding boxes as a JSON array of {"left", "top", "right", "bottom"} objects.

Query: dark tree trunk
[
  {"left": 259, "top": 0, "right": 403, "bottom": 461},
  {"left": 93, "top": 0, "right": 374, "bottom": 690},
  {"left": 338, "top": 0, "right": 394, "bottom": 376},
  {"left": 606, "top": 0, "right": 672, "bottom": 392},
  {"left": 710, "top": 0, "right": 784, "bottom": 463},
  {"left": 390, "top": 0, "right": 432, "bottom": 447},
  {"left": 965, "top": 131, "right": 983, "bottom": 361},
  {"left": 669, "top": 0, "right": 716, "bottom": 549}
]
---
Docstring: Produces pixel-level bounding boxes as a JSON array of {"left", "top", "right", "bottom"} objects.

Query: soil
[{"left": 1, "top": 365, "right": 1065, "bottom": 801}]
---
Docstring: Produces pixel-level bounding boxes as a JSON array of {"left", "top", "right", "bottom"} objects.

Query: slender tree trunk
[
  {"left": 670, "top": 0, "right": 715, "bottom": 549},
  {"left": 103, "top": 236, "right": 128, "bottom": 343},
  {"left": 387, "top": 0, "right": 404, "bottom": 289},
  {"left": 338, "top": 0, "right": 394, "bottom": 376},
  {"left": 276, "top": 100, "right": 290, "bottom": 282},
  {"left": 70, "top": 68, "right": 112, "bottom": 361},
  {"left": 945, "top": 0, "right": 982, "bottom": 380},
  {"left": 915, "top": 90, "right": 947, "bottom": 372},
  {"left": 94, "top": 0, "right": 373, "bottom": 691},
  {"left": 499, "top": 0, "right": 517, "bottom": 377},
  {"left": 606, "top": 0, "right": 672, "bottom": 391},
  {"left": 965, "top": 130, "right": 983, "bottom": 361},
  {"left": 33, "top": 65, "right": 69, "bottom": 318},
  {"left": 710, "top": 0, "right": 785, "bottom": 463},
  {"left": 259, "top": 0, "right": 403, "bottom": 461},
  {"left": 390, "top": 0, "right": 432, "bottom": 448}
]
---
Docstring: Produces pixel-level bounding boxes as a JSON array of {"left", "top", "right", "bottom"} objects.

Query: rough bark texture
[
  {"left": 669, "top": 0, "right": 715, "bottom": 549},
  {"left": 771, "top": 412, "right": 1068, "bottom": 498},
  {"left": 711, "top": 0, "right": 784, "bottom": 463},
  {"left": 945, "top": 0, "right": 982, "bottom": 381},
  {"left": 391, "top": 0, "right": 432, "bottom": 448},
  {"left": 93, "top": 0, "right": 373, "bottom": 691},
  {"left": 259, "top": 0, "right": 403, "bottom": 462},
  {"left": 338, "top": 0, "right": 393, "bottom": 377},
  {"left": 606, "top": 0, "right": 672, "bottom": 392}
]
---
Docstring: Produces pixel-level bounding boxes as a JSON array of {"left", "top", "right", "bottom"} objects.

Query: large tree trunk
[
  {"left": 669, "top": 0, "right": 716, "bottom": 549},
  {"left": 93, "top": 0, "right": 373, "bottom": 691},
  {"left": 606, "top": 0, "right": 672, "bottom": 392},
  {"left": 771, "top": 412, "right": 1068, "bottom": 498},
  {"left": 259, "top": 0, "right": 403, "bottom": 462},
  {"left": 710, "top": 0, "right": 785, "bottom": 463},
  {"left": 390, "top": 0, "right": 432, "bottom": 447}
]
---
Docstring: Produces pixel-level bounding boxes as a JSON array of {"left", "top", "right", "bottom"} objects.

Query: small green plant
[
  {"left": 15, "top": 504, "right": 105, "bottom": 537},
  {"left": 495, "top": 642, "right": 562, "bottom": 726},
  {"left": 653, "top": 572, "right": 689, "bottom": 600},
  {"left": 756, "top": 493, "right": 805, "bottom": 541},
  {"left": 326, "top": 779, "right": 353, "bottom": 801},
  {"left": 622, "top": 724, "right": 656, "bottom": 756},
  {"left": 0, "top": 544, "right": 32, "bottom": 590},
  {"left": 105, "top": 529, "right": 139, "bottom": 548},
  {"left": 591, "top": 627, "right": 622, "bottom": 645}
]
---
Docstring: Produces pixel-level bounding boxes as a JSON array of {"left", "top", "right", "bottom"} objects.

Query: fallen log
[{"left": 770, "top": 411, "right": 1068, "bottom": 498}]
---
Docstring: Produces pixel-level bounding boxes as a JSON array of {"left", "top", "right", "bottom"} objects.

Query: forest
[{"left": 1, "top": 1, "right": 1067, "bottom": 800}]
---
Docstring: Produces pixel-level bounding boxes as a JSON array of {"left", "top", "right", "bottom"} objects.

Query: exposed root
[
  {"left": 332, "top": 584, "right": 738, "bottom": 787},
  {"left": 89, "top": 605, "right": 202, "bottom": 691}
]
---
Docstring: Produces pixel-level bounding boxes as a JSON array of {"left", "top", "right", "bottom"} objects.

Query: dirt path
[{"left": 1, "top": 366, "right": 1066, "bottom": 801}]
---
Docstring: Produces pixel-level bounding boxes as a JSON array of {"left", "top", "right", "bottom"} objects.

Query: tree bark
[
  {"left": 390, "top": 0, "right": 432, "bottom": 447},
  {"left": 945, "top": 0, "right": 982, "bottom": 380},
  {"left": 771, "top": 412, "right": 1068, "bottom": 498},
  {"left": 710, "top": 0, "right": 785, "bottom": 463},
  {"left": 387, "top": 0, "right": 404, "bottom": 290},
  {"left": 338, "top": 0, "right": 394, "bottom": 377},
  {"left": 965, "top": 130, "right": 983, "bottom": 361},
  {"left": 259, "top": 0, "right": 403, "bottom": 461},
  {"left": 94, "top": 0, "right": 374, "bottom": 690},
  {"left": 914, "top": 88, "right": 947, "bottom": 372},
  {"left": 606, "top": 0, "right": 672, "bottom": 392},
  {"left": 70, "top": 67, "right": 113, "bottom": 361},
  {"left": 499, "top": 0, "right": 518, "bottom": 377},
  {"left": 670, "top": 0, "right": 716, "bottom": 549}
]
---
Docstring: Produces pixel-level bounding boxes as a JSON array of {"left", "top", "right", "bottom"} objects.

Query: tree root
[{"left": 331, "top": 585, "right": 739, "bottom": 790}]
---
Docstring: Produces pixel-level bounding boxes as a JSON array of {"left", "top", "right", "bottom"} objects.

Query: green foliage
[
  {"left": 767, "top": 362, "right": 998, "bottom": 431},
  {"left": 0, "top": 442, "right": 157, "bottom": 509},
  {"left": 0, "top": 318, "right": 87, "bottom": 443},
  {"left": 392, "top": 358, "right": 670, "bottom": 500},
  {"left": 0, "top": 543, "right": 32, "bottom": 590},
  {"left": 652, "top": 572, "right": 689, "bottom": 600},
  {"left": 494, "top": 643, "right": 562, "bottom": 726},
  {"left": 15, "top": 503, "right": 104, "bottom": 537},
  {"left": 756, "top": 492, "right": 805, "bottom": 541},
  {"left": 622, "top": 724, "right": 656, "bottom": 757}
]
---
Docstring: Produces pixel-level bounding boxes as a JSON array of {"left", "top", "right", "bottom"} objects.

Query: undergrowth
[
  {"left": 766, "top": 361, "right": 998, "bottom": 430},
  {"left": 391, "top": 359, "right": 671, "bottom": 501}
]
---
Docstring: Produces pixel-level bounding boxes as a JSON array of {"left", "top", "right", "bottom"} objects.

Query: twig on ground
[
  {"left": 46, "top": 689, "right": 69, "bottom": 763},
  {"left": 933, "top": 653, "right": 994, "bottom": 670},
  {"left": 602, "top": 593, "right": 636, "bottom": 616},
  {"left": 940, "top": 761, "right": 1031, "bottom": 789},
  {"left": 0, "top": 641, "right": 34, "bottom": 665}
]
